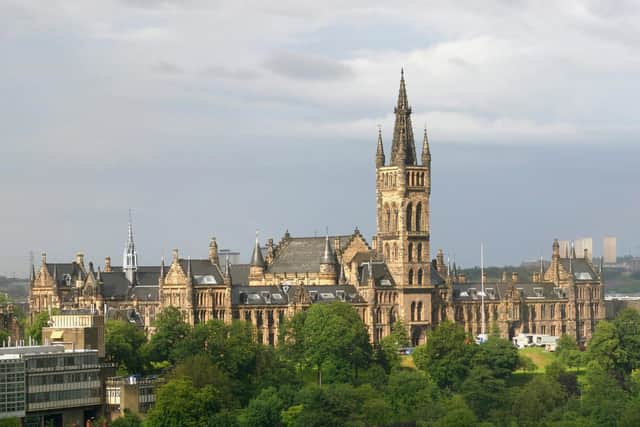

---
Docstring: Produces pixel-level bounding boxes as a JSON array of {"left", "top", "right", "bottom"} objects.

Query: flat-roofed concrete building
[
  {"left": 42, "top": 312, "right": 105, "bottom": 358},
  {"left": 0, "top": 354, "right": 26, "bottom": 420},
  {"left": 0, "top": 345, "right": 101, "bottom": 427}
]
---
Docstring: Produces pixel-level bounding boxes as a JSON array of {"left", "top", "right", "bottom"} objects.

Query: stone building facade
[{"left": 28, "top": 71, "right": 605, "bottom": 346}]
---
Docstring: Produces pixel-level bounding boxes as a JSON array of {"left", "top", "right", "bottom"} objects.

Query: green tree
[
  {"left": 144, "top": 307, "right": 192, "bottom": 365},
  {"left": 111, "top": 409, "right": 142, "bottom": 427},
  {"left": 379, "top": 321, "right": 410, "bottom": 369},
  {"left": 472, "top": 335, "right": 519, "bottom": 379},
  {"left": 433, "top": 395, "right": 478, "bottom": 427},
  {"left": 587, "top": 320, "right": 628, "bottom": 382},
  {"left": 512, "top": 375, "right": 565, "bottom": 427},
  {"left": 556, "top": 334, "right": 583, "bottom": 370},
  {"left": 413, "top": 321, "right": 475, "bottom": 390},
  {"left": 0, "top": 418, "right": 21, "bottom": 427},
  {"left": 384, "top": 369, "right": 440, "bottom": 423},
  {"left": 25, "top": 311, "right": 50, "bottom": 345},
  {"left": 105, "top": 320, "right": 147, "bottom": 375},
  {"left": 460, "top": 367, "right": 506, "bottom": 419},
  {"left": 580, "top": 361, "right": 628, "bottom": 426},
  {"left": 238, "top": 387, "right": 284, "bottom": 427},
  {"left": 145, "top": 378, "right": 236, "bottom": 427},
  {"left": 299, "top": 302, "right": 371, "bottom": 384}
]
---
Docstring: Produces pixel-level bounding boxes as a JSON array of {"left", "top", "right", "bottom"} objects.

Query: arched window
[
  {"left": 385, "top": 244, "right": 390, "bottom": 261},
  {"left": 417, "top": 302, "right": 423, "bottom": 321},
  {"left": 384, "top": 204, "right": 391, "bottom": 232},
  {"left": 415, "top": 202, "right": 422, "bottom": 231},
  {"left": 406, "top": 203, "right": 413, "bottom": 231},
  {"left": 393, "top": 243, "right": 398, "bottom": 260},
  {"left": 408, "top": 243, "right": 413, "bottom": 261},
  {"left": 417, "top": 243, "right": 422, "bottom": 262},
  {"left": 392, "top": 204, "right": 398, "bottom": 231},
  {"left": 411, "top": 302, "right": 416, "bottom": 321},
  {"left": 408, "top": 269, "right": 414, "bottom": 285},
  {"left": 417, "top": 269, "right": 423, "bottom": 285}
]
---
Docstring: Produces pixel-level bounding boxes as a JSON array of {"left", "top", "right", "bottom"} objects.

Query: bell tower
[{"left": 375, "top": 70, "right": 432, "bottom": 288}]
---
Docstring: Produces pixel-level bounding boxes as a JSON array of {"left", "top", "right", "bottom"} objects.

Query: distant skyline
[{"left": 2, "top": 1, "right": 640, "bottom": 276}]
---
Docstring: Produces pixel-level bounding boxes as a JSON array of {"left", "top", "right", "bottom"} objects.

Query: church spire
[
  {"left": 123, "top": 209, "right": 138, "bottom": 284},
  {"left": 391, "top": 69, "right": 417, "bottom": 166},
  {"left": 376, "top": 126, "right": 385, "bottom": 168},
  {"left": 421, "top": 126, "right": 431, "bottom": 166}
]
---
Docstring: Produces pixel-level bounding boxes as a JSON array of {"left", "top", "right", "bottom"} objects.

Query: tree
[
  {"left": 472, "top": 335, "right": 519, "bottom": 379},
  {"left": 145, "top": 378, "right": 235, "bottom": 427},
  {"left": 105, "top": 320, "right": 147, "bottom": 375},
  {"left": 587, "top": 320, "right": 628, "bottom": 383},
  {"left": 25, "top": 311, "right": 50, "bottom": 345},
  {"left": 512, "top": 376, "right": 565, "bottom": 427},
  {"left": 238, "top": 387, "right": 284, "bottom": 427},
  {"left": 298, "top": 302, "right": 371, "bottom": 384},
  {"left": 413, "top": 321, "right": 476, "bottom": 390},
  {"left": 433, "top": 395, "right": 478, "bottom": 427},
  {"left": 379, "top": 321, "right": 410, "bottom": 369},
  {"left": 460, "top": 367, "right": 506, "bottom": 419},
  {"left": 144, "top": 307, "right": 192, "bottom": 365},
  {"left": 110, "top": 409, "right": 142, "bottom": 427},
  {"left": 580, "top": 361, "right": 628, "bottom": 426},
  {"left": 384, "top": 369, "right": 440, "bottom": 423},
  {"left": 556, "top": 334, "right": 583, "bottom": 370}
]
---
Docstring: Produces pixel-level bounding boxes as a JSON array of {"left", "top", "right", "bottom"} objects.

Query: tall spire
[
  {"left": 421, "top": 126, "right": 431, "bottom": 166},
  {"left": 376, "top": 126, "right": 385, "bottom": 168},
  {"left": 250, "top": 231, "right": 265, "bottom": 267},
  {"left": 391, "top": 69, "right": 417, "bottom": 166},
  {"left": 123, "top": 209, "right": 138, "bottom": 284}
]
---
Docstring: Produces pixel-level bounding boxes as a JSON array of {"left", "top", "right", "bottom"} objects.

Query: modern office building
[
  {"left": 42, "top": 312, "right": 105, "bottom": 358},
  {"left": 0, "top": 345, "right": 101, "bottom": 427}
]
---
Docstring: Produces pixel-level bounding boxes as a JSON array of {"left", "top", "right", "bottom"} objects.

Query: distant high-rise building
[
  {"left": 575, "top": 237, "right": 593, "bottom": 261},
  {"left": 603, "top": 236, "right": 617, "bottom": 264},
  {"left": 559, "top": 240, "right": 570, "bottom": 257}
]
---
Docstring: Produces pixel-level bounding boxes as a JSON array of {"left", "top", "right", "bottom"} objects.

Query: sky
[{"left": 1, "top": 0, "right": 640, "bottom": 276}]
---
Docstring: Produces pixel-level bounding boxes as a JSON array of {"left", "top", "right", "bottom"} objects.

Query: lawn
[{"left": 519, "top": 347, "right": 556, "bottom": 373}]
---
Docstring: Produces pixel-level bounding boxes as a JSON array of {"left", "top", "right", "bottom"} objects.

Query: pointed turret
[
  {"left": 187, "top": 256, "right": 192, "bottom": 277},
  {"left": 160, "top": 256, "right": 165, "bottom": 278},
  {"left": 249, "top": 232, "right": 265, "bottom": 284},
  {"left": 319, "top": 233, "right": 338, "bottom": 284},
  {"left": 421, "top": 127, "right": 431, "bottom": 166},
  {"left": 390, "top": 69, "right": 417, "bottom": 166},
  {"left": 250, "top": 233, "right": 265, "bottom": 267},
  {"left": 376, "top": 127, "right": 385, "bottom": 168},
  {"left": 30, "top": 264, "right": 36, "bottom": 282}
]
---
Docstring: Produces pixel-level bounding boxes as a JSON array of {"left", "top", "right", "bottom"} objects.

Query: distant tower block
[
  {"left": 603, "top": 236, "right": 617, "bottom": 264},
  {"left": 575, "top": 237, "right": 593, "bottom": 261}
]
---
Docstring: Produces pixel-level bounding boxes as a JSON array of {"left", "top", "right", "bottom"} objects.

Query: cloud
[
  {"left": 150, "top": 60, "right": 184, "bottom": 75},
  {"left": 201, "top": 65, "right": 260, "bottom": 80},
  {"left": 264, "top": 51, "right": 354, "bottom": 81}
]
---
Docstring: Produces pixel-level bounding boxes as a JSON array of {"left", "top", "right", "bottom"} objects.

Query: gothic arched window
[
  {"left": 417, "top": 243, "right": 422, "bottom": 262},
  {"left": 385, "top": 244, "right": 390, "bottom": 261},
  {"left": 408, "top": 243, "right": 413, "bottom": 261},
  {"left": 408, "top": 269, "right": 414, "bottom": 285},
  {"left": 415, "top": 202, "right": 422, "bottom": 231},
  {"left": 417, "top": 302, "right": 423, "bottom": 321},
  {"left": 406, "top": 203, "right": 413, "bottom": 231},
  {"left": 411, "top": 302, "right": 416, "bottom": 321},
  {"left": 417, "top": 269, "right": 423, "bottom": 285}
]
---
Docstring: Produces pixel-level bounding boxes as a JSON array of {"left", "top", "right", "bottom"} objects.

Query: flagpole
[{"left": 481, "top": 242, "right": 486, "bottom": 337}]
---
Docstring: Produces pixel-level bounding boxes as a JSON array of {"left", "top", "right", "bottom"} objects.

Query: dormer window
[
  {"left": 336, "top": 290, "right": 345, "bottom": 301},
  {"left": 63, "top": 274, "right": 72, "bottom": 287},
  {"left": 533, "top": 287, "right": 543, "bottom": 298}
]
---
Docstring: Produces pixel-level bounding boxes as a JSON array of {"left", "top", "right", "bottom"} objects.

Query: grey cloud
[
  {"left": 150, "top": 60, "right": 184, "bottom": 75},
  {"left": 202, "top": 65, "right": 260, "bottom": 80},
  {"left": 264, "top": 51, "right": 353, "bottom": 81}
]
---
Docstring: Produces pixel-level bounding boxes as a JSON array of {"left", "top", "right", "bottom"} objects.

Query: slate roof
[
  {"left": 177, "top": 259, "right": 224, "bottom": 286},
  {"left": 452, "top": 282, "right": 567, "bottom": 302},
  {"left": 45, "top": 262, "right": 84, "bottom": 285},
  {"left": 232, "top": 284, "right": 365, "bottom": 305},
  {"left": 230, "top": 264, "right": 250, "bottom": 286},
  {"left": 559, "top": 258, "right": 598, "bottom": 282},
  {"left": 100, "top": 272, "right": 131, "bottom": 299},
  {"left": 359, "top": 262, "right": 396, "bottom": 287},
  {"left": 131, "top": 285, "right": 159, "bottom": 301},
  {"left": 267, "top": 235, "right": 354, "bottom": 274}
]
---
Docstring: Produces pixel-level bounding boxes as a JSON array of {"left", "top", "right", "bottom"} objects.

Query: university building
[{"left": 28, "top": 72, "right": 605, "bottom": 346}]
